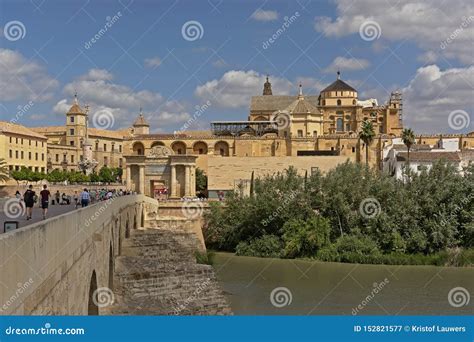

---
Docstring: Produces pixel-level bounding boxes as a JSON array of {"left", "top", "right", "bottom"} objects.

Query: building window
[
  {"left": 9, "top": 137, "right": 12, "bottom": 143},
  {"left": 16, "top": 138, "right": 18, "bottom": 144},
  {"left": 70, "top": 129, "right": 74, "bottom": 135},
  {"left": 21, "top": 151, "right": 24, "bottom": 159},
  {"left": 297, "top": 130, "right": 303, "bottom": 137},
  {"left": 95, "top": 142, "right": 99, "bottom": 150},
  {"left": 42, "top": 153, "right": 44, "bottom": 161},
  {"left": 9, "top": 150, "right": 12, "bottom": 158},
  {"left": 29, "top": 140, "right": 31, "bottom": 146},
  {"left": 15, "top": 151, "right": 18, "bottom": 159},
  {"left": 56, "top": 154, "right": 59, "bottom": 162},
  {"left": 36, "top": 141, "right": 38, "bottom": 147},
  {"left": 322, "top": 99, "right": 326, "bottom": 106},
  {"left": 103, "top": 144, "right": 107, "bottom": 152},
  {"left": 71, "top": 155, "right": 74, "bottom": 163},
  {"left": 345, "top": 123, "right": 350, "bottom": 132},
  {"left": 41, "top": 167, "right": 45, "bottom": 173},
  {"left": 336, "top": 118, "right": 344, "bottom": 132},
  {"left": 119, "top": 145, "right": 122, "bottom": 153},
  {"left": 104, "top": 156, "right": 108, "bottom": 166},
  {"left": 352, "top": 147, "right": 356, "bottom": 153},
  {"left": 70, "top": 141, "right": 74, "bottom": 146},
  {"left": 28, "top": 152, "right": 32, "bottom": 160},
  {"left": 119, "top": 158, "right": 123, "bottom": 167},
  {"left": 35, "top": 153, "right": 38, "bottom": 160},
  {"left": 70, "top": 116, "right": 75, "bottom": 123},
  {"left": 21, "top": 139, "right": 24, "bottom": 145},
  {"left": 337, "top": 99, "right": 341, "bottom": 106}
]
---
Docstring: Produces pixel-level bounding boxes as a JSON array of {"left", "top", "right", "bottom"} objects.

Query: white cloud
[
  {"left": 0, "top": 49, "right": 59, "bottom": 102},
  {"left": 54, "top": 69, "right": 190, "bottom": 130},
  {"left": 402, "top": 65, "right": 474, "bottom": 133},
  {"left": 324, "top": 56, "right": 370, "bottom": 73},
  {"left": 79, "top": 68, "right": 114, "bottom": 81},
  {"left": 251, "top": 9, "right": 278, "bottom": 22},
  {"left": 195, "top": 70, "right": 294, "bottom": 108},
  {"left": 314, "top": 1, "right": 474, "bottom": 64},
  {"left": 144, "top": 57, "right": 162, "bottom": 68},
  {"left": 416, "top": 51, "right": 439, "bottom": 63}
]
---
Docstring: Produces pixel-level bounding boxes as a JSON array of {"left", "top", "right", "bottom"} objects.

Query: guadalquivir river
[{"left": 212, "top": 252, "right": 474, "bottom": 315}]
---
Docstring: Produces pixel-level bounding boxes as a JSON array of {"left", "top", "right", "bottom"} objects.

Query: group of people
[{"left": 15, "top": 186, "right": 133, "bottom": 221}]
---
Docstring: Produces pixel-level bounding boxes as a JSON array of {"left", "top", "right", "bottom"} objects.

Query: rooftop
[
  {"left": 396, "top": 151, "right": 461, "bottom": 162},
  {"left": 0, "top": 121, "right": 48, "bottom": 140}
]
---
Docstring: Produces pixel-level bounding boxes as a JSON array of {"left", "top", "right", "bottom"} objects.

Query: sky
[{"left": 0, "top": 0, "right": 472, "bottom": 134}]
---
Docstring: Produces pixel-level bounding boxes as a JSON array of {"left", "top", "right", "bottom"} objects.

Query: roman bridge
[{"left": 0, "top": 196, "right": 229, "bottom": 315}]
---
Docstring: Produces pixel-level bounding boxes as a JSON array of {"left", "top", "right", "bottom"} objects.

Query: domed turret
[{"left": 133, "top": 107, "right": 150, "bottom": 135}]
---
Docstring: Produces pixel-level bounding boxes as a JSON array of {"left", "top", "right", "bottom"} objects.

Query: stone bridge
[{"left": 0, "top": 195, "right": 230, "bottom": 315}]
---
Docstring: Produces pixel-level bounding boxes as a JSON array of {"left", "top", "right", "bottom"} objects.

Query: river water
[{"left": 212, "top": 252, "right": 473, "bottom": 315}]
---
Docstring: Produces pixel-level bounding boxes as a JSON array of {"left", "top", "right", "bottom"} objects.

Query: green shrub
[{"left": 235, "top": 235, "right": 283, "bottom": 258}]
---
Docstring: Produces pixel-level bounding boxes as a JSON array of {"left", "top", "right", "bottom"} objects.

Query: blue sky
[{"left": 0, "top": 0, "right": 472, "bottom": 133}]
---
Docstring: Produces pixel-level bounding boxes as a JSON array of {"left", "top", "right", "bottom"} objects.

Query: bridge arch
[{"left": 88, "top": 270, "right": 98, "bottom": 315}]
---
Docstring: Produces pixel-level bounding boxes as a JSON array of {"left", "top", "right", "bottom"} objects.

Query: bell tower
[
  {"left": 263, "top": 75, "right": 273, "bottom": 96},
  {"left": 65, "top": 93, "right": 87, "bottom": 148}
]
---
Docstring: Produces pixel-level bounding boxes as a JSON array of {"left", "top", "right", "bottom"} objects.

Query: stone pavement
[{"left": 0, "top": 198, "right": 78, "bottom": 233}]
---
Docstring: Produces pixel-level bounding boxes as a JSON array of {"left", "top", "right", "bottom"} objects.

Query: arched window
[
  {"left": 336, "top": 118, "right": 344, "bottom": 132},
  {"left": 132, "top": 142, "right": 145, "bottom": 156},
  {"left": 214, "top": 141, "right": 229, "bottom": 156},
  {"left": 171, "top": 141, "right": 187, "bottom": 155},
  {"left": 193, "top": 141, "right": 208, "bottom": 155},
  {"left": 337, "top": 99, "right": 342, "bottom": 106}
]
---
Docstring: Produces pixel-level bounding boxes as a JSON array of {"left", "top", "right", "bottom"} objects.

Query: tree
[
  {"left": 98, "top": 166, "right": 114, "bottom": 183},
  {"left": 195, "top": 168, "right": 208, "bottom": 192},
  {"left": 249, "top": 171, "right": 254, "bottom": 197},
  {"left": 0, "top": 158, "right": 10, "bottom": 182},
  {"left": 359, "top": 120, "right": 376, "bottom": 169},
  {"left": 401, "top": 128, "right": 416, "bottom": 166}
]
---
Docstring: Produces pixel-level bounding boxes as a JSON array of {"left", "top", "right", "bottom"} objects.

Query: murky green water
[{"left": 213, "top": 252, "right": 474, "bottom": 315}]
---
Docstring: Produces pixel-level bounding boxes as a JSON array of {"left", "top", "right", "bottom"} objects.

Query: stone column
[
  {"left": 126, "top": 165, "right": 131, "bottom": 189},
  {"left": 184, "top": 165, "right": 190, "bottom": 196},
  {"left": 139, "top": 165, "right": 145, "bottom": 195},
  {"left": 170, "top": 164, "right": 177, "bottom": 198},
  {"left": 190, "top": 166, "right": 196, "bottom": 197}
]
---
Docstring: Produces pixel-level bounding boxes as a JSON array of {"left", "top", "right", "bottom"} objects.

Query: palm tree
[
  {"left": 359, "top": 120, "right": 376, "bottom": 169},
  {"left": 401, "top": 128, "right": 416, "bottom": 166},
  {"left": 0, "top": 158, "right": 9, "bottom": 182}
]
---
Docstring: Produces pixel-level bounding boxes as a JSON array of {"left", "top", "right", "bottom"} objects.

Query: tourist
[
  {"left": 73, "top": 191, "right": 79, "bottom": 208},
  {"left": 15, "top": 190, "right": 24, "bottom": 213},
  {"left": 39, "top": 185, "right": 51, "bottom": 220},
  {"left": 55, "top": 190, "right": 60, "bottom": 205},
  {"left": 23, "top": 185, "right": 36, "bottom": 220},
  {"left": 80, "top": 188, "right": 90, "bottom": 207}
]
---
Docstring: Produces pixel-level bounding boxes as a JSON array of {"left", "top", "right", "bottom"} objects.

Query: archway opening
[
  {"left": 214, "top": 141, "right": 230, "bottom": 156},
  {"left": 125, "top": 220, "right": 130, "bottom": 238},
  {"left": 172, "top": 141, "right": 187, "bottom": 155},
  {"left": 88, "top": 270, "right": 98, "bottom": 315},
  {"left": 192, "top": 141, "right": 208, "bottom": 155},
  {"left": 132, "top": 142, "right": 145, "bottom": 155}
]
